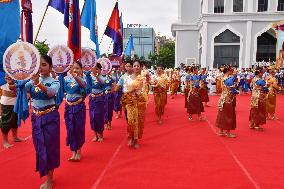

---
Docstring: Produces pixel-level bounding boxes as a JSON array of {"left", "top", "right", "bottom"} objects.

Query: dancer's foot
[
  {"left": 45, "top": 179, "right": 53, "bottom": 189},
  {"left": 75, "top": 153, "right": 81, "bottom": 161},
  {"left": 158, "top": 119, "right": 163, "bottom": 125},
  {"left": 3, "top": 141, "right": 13, "bottom": 149},
  {"left": 132, "top": 143, "right": 140, "bottom": 149},
  {"left": 68, "top": 152, "right": 77, "bottom": 162},
  {"left": 226, "top": 133, "right": 236, "bottom": 138},
  {"left": 92, "top": 137, "right": 98, "bottom": 142},
  {"left": 40, "top": 180, "right": 47, "bottom": 189},
  {"left": 13, "top": 137, "right": 25, "bottom": 142},
  {"left": 128, "top": 138, "right": 134, "bottom": 147},
  {"left": 217, "top": 131, "right": 226, "bottom": 137},
  {"left": 254, "top": 127, "right": 264, "bottom": 131}
]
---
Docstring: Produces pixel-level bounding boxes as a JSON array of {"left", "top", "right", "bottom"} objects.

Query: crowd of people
[{"left": 0, "top": 55, "right": 282, "bottom": 189}]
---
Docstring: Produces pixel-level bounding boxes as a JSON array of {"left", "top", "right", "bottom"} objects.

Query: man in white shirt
[{"left": 0, "top": 75, "right": 24, "bottom": 148}]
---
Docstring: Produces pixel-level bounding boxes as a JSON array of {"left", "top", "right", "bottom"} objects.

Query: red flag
[{"left": 64, "top": 0, "right": 81, "bottom": 61}]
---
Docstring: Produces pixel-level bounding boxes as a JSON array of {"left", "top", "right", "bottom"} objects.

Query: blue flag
[
  {"left": 81, "top": 0, "right": 101, "bottom": 57},
  {"left": 125, "top": 34, "right": 134, "bottom": 57},
  {"left": 0, "top": 0, "right": 20, "bottom": 86},
  {"left": 48, "top": 0, "right": 65, "bottom": 14}
]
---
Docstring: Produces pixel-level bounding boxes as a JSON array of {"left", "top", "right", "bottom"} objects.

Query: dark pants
[{"left": 0, "top": 104, "right": 18, "bottom": 134}]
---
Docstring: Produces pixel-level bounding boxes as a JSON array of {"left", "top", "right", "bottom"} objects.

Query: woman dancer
[
  {"left": 151, "top": 66, "right": 168, "bottom": 124},
  {"left": 249, "top": 69, "right": 268, "bottom": 131},
  {"left": 25, "top": 55, "right": 60, "bottom": 189},
  {"left": 89, "top": 63, "right": 105, "bottom": 142},
  {"left": 114, "top": 69, "right": 123, "bottom": 119},
  {"left": 64, "top": 61, "right": 86, "bottom": 161},
  {"left": 199, "top": 68, "right": 210, "bottom": 107},
  {"left": 187, "top": 67, "right": 204, "bottom": 121},
  {"left": 215, "top": 67, "right": 238, "bottom": 138},
  {"left": 102, "top": 71, "right": 115, "bottom": 130},
  {"left": 121, "top": 61, "right": 147, "bottom": 149},
  {"left": 266, "top": 69, "right": 279, "bottom": 120}
]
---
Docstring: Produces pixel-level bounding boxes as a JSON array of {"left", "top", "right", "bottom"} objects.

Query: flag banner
[
  {"left": 64, "top": 0, "right": 81, "bottom": 61},
  {"left": 104, "top": 2, "right": 123, "bottom": 56},
  {"left": 125, "top": 34, "right": 134, "bottom": 57},
  {"left": 81, "top": 0, "right": 100, "bottom": 57},
  {"left": 0, "top": 0, "right": 21, "bottom": 85},
  {"left": 21, "top": 0, "right": 33, "bottom": 43},
  {"left": 275, "top": 24, "right": 284, "bottom": 57},
  {"left": 48, "top": 0, "right": 65, "bottom": 14}
]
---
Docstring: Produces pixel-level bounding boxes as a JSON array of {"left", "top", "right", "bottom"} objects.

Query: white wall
[{"left": 175, "top": 30, "right": 199, "bottom": 67}]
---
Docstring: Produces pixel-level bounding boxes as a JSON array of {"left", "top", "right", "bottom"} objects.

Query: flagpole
[
  {"left": 34, "top": 2, "right": 50, "bottom": 43},
  {"left": 107, "top": 40, "right": 113, "bottom": 54}
]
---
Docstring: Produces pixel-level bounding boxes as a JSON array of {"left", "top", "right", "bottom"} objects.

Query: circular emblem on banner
[
  {"left": 48, "top": 45, "right": 74, "bottom": 73},
  {"left": 97, "top": 57, "right": 112, "bottom": 75},
  {"left": 81, "top": 48, "right": 97, "bottom": 71},
  {"left": 3, "top": 41, "right": 40, "bottom": 81}
]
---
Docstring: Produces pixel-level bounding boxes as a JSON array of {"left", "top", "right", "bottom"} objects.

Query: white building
[{"left": 172, "top": 0, "right": 284, "bottom": 68}]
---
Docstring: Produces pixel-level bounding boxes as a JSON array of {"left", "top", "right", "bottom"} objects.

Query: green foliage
[
  {"left": 148, "top": 41, "right": 175, "bottom": 69},
  {"left": 34, "top": 40, "right": 50, "bottom": 56}
]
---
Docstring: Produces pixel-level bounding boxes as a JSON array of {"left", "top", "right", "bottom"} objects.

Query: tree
[
  {"left": 34, "top": 40, "right": 50, "bottom": 55},
  {"left": 149, "top": 41, "right": 175, "bottom": 68}
]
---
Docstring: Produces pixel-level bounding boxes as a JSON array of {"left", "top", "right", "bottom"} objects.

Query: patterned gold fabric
[
  {"left": 250, "top": 77, "right": 266, "bottom": 108},
  {"left": 217, "top": 76, "right": 235, "bottom": 111},
  {"left": 266, "top": 76, "right": 279, "bottom": 113},
  {"left": 121, "top": 74, "right": 147, "bottom": 140},
  {"left": 121, "top": 93, "right": 146, "bottom": 139}
]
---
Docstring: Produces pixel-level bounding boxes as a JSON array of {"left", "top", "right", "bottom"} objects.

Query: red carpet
[{"left": 0, "top": 94, "right": 284, "bottom": 189}]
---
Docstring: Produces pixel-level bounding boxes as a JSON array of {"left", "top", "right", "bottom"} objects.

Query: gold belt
[
  {"left": 66, "top": 98, "right": 83, "bottom": 106},
  {"left": 91, "top": 93, "right": 103, "bottom": 98},
  {"left": 33, "top": 106, "right": 56, "bottom": 116}
]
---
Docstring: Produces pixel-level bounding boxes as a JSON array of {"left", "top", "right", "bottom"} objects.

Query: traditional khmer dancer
[
  {"left": 121, "top": 61, "right": 147, "bottom": 149},
  {"left": 113, "top": 69, "right": 123, "bottom": 119},
  {"left": 151, "top": 66, "right": 168, "bottom": 124},
  {"left": 25, "top": 55, "right": 60, "bottom": 189},
  {"left": 116, "top": 62, "right": 133, "bottom": 121},
  {"left": 102, "top": 71, "right": 115, "bottom": 130},
  {"left": 170, "top": 70, "right": 180, "bottom": 99},
  {"left": 215, "top": 67, "right": 238, "bottom": 138},
  {"left": 249, "top": 69, "right": 268, "bottom": 131},
  {"left": 266, "top": 69, "right": 279, "bottom": 120},
  {"left": 199, "top": 68, "right": 210, "bottom": 107},
  {"left": 64, "top": 61, "right": 86, "bottom": 161},
  {"left": 187, "top": 67, "right": 205, "bottom": 121},
  {"left": 89, "top": 63, "right": 105, "bottom": 142},
  {"left": 0, "top": 75, "right": 24, "bottom": 148},
  {"left": 215, "top": 69, "right": 222, "bottom": 94},
  {"left": 184, "top": 67, "right": 191, "bottom": 108}
]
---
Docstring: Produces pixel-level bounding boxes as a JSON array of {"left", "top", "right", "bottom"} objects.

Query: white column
[
  {"left": 204, "top": 0, "right": 209, "bottom": 13},
  {"left": 178, "top": 0, "right": 182, "bottom": 21},
  {"left": 201, "top": 22, "right": 208, "bottom": 68},
  {"left": 247, "top": 0, "right": 254, "bottom": 12},
  {"left": 175, "top": 32, "right": 179, "bottom": 68},
  {"left": 244, "top": 21, "right": 252, "bottom": 68}
]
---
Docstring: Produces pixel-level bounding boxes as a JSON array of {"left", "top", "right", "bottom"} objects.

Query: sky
[{"left": 32, "top": 0, "right": 178, "bottom": 54}]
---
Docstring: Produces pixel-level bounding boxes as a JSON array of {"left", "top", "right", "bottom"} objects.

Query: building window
[
  {"left": 214, "top": 29, "right": 240, "bottom": 68},
  {"left": 278, "top": 0, "right": 284, "bottom": 11},
  {"left": 214, "top": 0, "right": 224, "bottom": 13},
  {"left": 233, "top": 0, "right": 243, "bottom": 12},
  {"left": 258, "top": 0, "right": 268, "bottom": 12}
]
